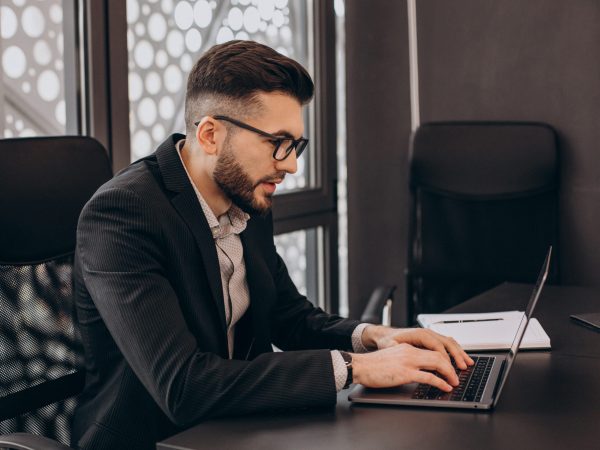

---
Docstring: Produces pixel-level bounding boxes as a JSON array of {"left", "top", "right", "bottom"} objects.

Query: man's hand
[
  {"left": 361, "top": 325, "right": 474, "bottom": 370},
  {"left": 351, "top": 344, "right": 459, "bottom": 391}
]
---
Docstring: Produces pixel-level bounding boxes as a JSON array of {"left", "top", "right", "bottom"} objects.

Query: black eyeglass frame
[{"left": 194, "top": 115, "right": 309, "bottom": 161}]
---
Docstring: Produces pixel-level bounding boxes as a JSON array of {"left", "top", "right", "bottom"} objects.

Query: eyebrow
[{"left": 270, "top": 130, "right": 301, "bottom": 140}]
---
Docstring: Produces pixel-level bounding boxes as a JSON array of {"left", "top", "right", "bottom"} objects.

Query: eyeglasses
[{"left": 194, "top": 115, "right": 309, "bottom": 161}]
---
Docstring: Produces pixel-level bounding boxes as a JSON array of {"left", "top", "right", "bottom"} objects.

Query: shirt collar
[{"left": 175, "top": 139, "right": 249, "bottom": 238}]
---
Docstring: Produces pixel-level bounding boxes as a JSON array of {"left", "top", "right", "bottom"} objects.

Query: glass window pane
[
  {"left": 274, "top": 227, "right": 324, "bottom": 309},
  {"left": 275, "top": 229, "right": 307, "bottom": 295},
  {"left": 1, "top": 0, "right": 70, "bottom": 137},
  {"left": 126, "top": 0, "right": 313, "bottom": 190}
]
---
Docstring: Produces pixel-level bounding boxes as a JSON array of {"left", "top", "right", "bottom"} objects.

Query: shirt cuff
[
  {"left": 330, "top": 350, "right": 347, "bottom": 392},
  {"left": 351, "top": 323, "right": 371, "bottom": 353}
]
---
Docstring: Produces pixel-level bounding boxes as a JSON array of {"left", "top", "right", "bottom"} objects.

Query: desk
[
  {"left": 157, "top": 284, "right": 600, "bottom": 450},
  {"left": 447, "top": 282, "right": 600, "bottom": 358}
]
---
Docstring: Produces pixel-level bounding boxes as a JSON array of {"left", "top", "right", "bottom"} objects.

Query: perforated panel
[{"left": 0, "top": 255, "right": 82, "bottom": 444}]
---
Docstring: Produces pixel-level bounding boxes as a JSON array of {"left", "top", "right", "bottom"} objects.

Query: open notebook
[{"left": 417, "top": 311, "right": 551, "bottom": 351}]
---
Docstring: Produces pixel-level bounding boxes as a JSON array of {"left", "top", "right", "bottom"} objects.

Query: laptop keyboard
[{"left": 411, "top": 356, "right": 495, "bottom": 403}]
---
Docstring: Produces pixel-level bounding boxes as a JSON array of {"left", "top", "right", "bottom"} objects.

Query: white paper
[{"left": 417, "top": 311, "right": 551, "bottom": 351}]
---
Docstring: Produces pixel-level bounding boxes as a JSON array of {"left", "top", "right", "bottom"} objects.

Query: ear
[{"left": 195, "top": 117, "right": 224, "bottom": 155}]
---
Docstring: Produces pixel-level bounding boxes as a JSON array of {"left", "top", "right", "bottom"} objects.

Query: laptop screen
[{"left": 492, "top": 246, "right": 552, "bottom": 406}]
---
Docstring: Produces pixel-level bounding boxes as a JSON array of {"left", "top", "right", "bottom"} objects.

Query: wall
[
  {"left": 417, "top": 0, "right": 600, "bottom": 287},
  {"left": 346, "top": 0, "right": 412, "bottom": 323},
  {"left": 346, "top": 0, "right": 600, "bottom": 323}
]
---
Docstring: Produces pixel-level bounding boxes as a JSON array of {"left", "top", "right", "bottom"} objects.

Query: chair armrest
[
  {"left": 0, "top": 433, "right": 72, "bottom": 450},
  {"left": 361, "top": 285, "right": 396, "bottom": 325}
]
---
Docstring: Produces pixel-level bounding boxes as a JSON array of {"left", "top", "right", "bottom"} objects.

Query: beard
[{"left": 213, "top": 140, "right": 283, "bottom": 216}]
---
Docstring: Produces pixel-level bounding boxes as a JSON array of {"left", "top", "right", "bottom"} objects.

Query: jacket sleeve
[
  {"left": 266, "top": 226, "right": 362, "bottom": 352},
  {"left": 77, "top": 187, "right": 337, "bottom": 427}
]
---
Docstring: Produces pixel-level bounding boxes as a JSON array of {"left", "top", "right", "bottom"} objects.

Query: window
[
  {"left": 274, "top": 227, "right": 324, "bottom": 307},
  {"left": 0, "top": 0, "right": 80, "bottom": 137}
]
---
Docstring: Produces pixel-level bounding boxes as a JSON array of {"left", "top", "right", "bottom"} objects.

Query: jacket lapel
[
  {"left": 155, "top": 135, "right": 227, "bottom": 337},
  {"left": 241, "top": 221, "right": 276, "bottom": 353}
]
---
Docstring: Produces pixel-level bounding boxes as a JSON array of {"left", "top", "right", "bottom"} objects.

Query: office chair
[
  {"left": 360, "top": 286, "right": 396, "bottom": 327},
  {"left": 406, "top": 122, "right": 559, "bottom": 324},
  {"left": 0, "top": 136, "right": 112, "bottom": 449}
]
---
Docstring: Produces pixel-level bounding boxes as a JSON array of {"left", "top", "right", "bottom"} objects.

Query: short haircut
[{"left": 184, "top": 40, "right": 314, "bottom": 137}]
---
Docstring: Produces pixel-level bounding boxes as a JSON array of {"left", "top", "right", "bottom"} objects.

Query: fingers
[
  {"left": 422, "top": 330, "right": 474, "bottom": 370},
  {"left": 419, "top": 333, "right": 452, "bottom": 364},
  {"left": 385, "top": 329, "right": 473, "bottom": 371},
  {"left": 412, "top": 370, "right": 453, "bottom": 392},
  {"left": 441, "top": 336, "right": 473, "bottom": 370},
  {"left": 440, "top": 335, "right": 473, "bottom": 370},
  {"left": 414, "top": 330, "right": 473, "bottom": 370},
  {"left": 409, "top": 346, "right": 459, "bottom": 386},
  {"left": 356, "top": 344, "right": 462, "bottom": 389},
  {"left": 423, "top": 352, "right": 459, "bottom": 386}
]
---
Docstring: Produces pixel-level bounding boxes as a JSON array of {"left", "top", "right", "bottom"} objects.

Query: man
[{"left": 72, "top": 40, "right": 472, "bottom": 450}]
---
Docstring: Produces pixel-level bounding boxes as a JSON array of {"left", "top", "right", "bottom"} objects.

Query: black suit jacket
[{"left": 71, "top": 134, "right": 360, "bottom": 450}]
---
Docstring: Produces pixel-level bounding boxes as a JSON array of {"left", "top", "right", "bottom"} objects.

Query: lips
[
  {"left": 261, "top": 182, "right": 277, "bottom": 194},
  {"left": 256, "top": 174, "right": 284, "bottom": 195}
]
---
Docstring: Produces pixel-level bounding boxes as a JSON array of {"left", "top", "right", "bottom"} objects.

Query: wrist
[
  {"left": 362, "top": 325, "right": 387, "bottom": 350},
  {"left": 349, "top": 353, "right": 366, "bottom": 384},
  {"left": 339, "top": 351, "right": 353, "bottom": 389}
]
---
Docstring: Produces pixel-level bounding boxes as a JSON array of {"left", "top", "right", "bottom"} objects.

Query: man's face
[{"left": 213, "top": 92, "right": 304, "bottom": 215}]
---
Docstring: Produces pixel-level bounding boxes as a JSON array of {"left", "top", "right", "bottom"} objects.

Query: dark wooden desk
[
  {"left": 447, "top": 282, "right": 600, "bottom": 358},
  {"left": 157, "top": 284, "right": 600, "bottom": 450}
]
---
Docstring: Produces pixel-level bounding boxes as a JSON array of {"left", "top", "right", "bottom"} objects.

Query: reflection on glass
[
  {"left": 126, "top": 0, "right": 312, "bottom": 191},
  {"left": 1, "top": 0, "right": 66, "bottom": 137}
]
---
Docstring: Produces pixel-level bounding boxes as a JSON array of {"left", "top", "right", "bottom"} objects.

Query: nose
[{"left": 275, "top": 150, "right": 298, "bottom": 174}]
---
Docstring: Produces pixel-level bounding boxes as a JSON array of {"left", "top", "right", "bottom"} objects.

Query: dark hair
[{"left": 184, "top": 40, "right": 314, "bottom": 134}]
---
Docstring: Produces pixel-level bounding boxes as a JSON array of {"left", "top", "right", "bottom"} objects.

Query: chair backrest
[
  {"left": 360, "top": 285, "right": 396, "bottom": 326},
  {"left": 0, "top": 136, "right": 112, "bottom": 445},
  {"left": 406, "top": 122, "right": 559, "bottom": 323}
]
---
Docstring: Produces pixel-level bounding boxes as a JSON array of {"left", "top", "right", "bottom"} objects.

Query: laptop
[{"left": 349, "top": 246, "right": 552, "bottom": 410}]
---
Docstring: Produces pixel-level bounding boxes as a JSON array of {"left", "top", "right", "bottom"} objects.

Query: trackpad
[{"left": 349, "top": 383, "right": 418, "bottom": 401}]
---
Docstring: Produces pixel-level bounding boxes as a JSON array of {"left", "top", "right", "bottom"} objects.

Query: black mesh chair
[
  {"left": 406, "top": 122, "right": 559, "bottom": 324},
  {"left": 0, "top": 136, "right": 112, "bottom": 449}
]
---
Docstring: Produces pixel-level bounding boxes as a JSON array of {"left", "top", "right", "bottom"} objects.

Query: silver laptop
[{"left": 349, "top": 246, "right": 552, "bottom": 410}]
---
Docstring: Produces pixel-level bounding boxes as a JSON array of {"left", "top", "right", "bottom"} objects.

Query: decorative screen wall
[{"left": 1, "top": 0, "right": 66, "bottom": 137}]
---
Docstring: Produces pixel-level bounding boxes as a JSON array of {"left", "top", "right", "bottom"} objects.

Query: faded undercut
[{"left": 184, "top": 40, "right": 314, "bottom": 140}]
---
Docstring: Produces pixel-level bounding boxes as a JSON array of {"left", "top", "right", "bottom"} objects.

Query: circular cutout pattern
[
  {"left": 37, "top": 70, "right": 61, "bottom": 102},
  {"left": 185, "top": 28, "right": 202, "bottom": 52},
  {"left": 22, "top": 6, "right": 45, "bottom": 38},
  {"left": 166, "top": 30, "right": 184, "bottom": 57},
  {"left": 1, "top": 6, "right": 17, "bottom": 39},
  {"left": 33, "top": 40, "right": 52, "bottom": 66},
  {"left": 3, "top": 46, "right": 27, "bottom": 79},
  {"left": 193, "top": 0, "right": 212, "bottom": 28},
  {"left": 164, "top": 64, "right": 183, "bottom": 93},
  {"left": 134, "top": 39, "right": 154, "bottom": 69},
  {"left": 148, "top": 12, "right": 167, "bottom": 41},
  {"left": 174, "top": 1, "right": 193, "bottom": 30}
]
